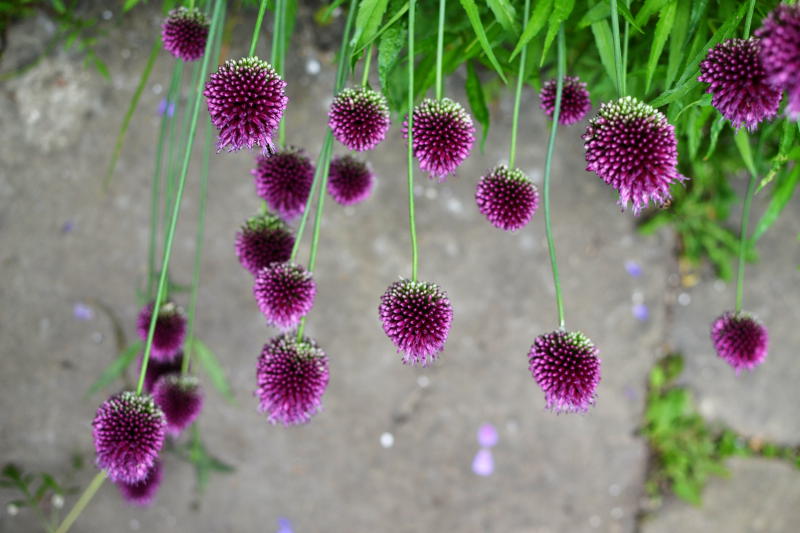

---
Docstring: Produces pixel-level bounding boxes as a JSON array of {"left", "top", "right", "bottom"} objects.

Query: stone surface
[{"left": 0, "top": 4, "right": 797, "bottom": 533}]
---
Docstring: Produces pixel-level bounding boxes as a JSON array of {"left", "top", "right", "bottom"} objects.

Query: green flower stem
[
  {"left": 53, "top": 471, "right": 106, "bottom": 533},
  {"left": 736, "top": 171, "right": 757, "bottom": 313},
  {"left": 408, "top": 0, "right": 419, "bottom": 281},
  {"left": 249, "top": 0, "right": 269, "bottom": 57},
  {"left": 508, "top": 0, "right": 531, "bottom": 169},
  {"left": 137, "top": 0, "right": 225, "bottom": 395},
  {"left": 610, "top": 0, "right": 625, "bottom": 97},
  {"left": 162, "top": 61, "right": 185, "bottom": 249},
  {"left": 289, "top": 136, "right": 331, "bottom": 262},
  {"left": 743, "top": 0, "right": 757, "bottom": 38},
  {"left": 275, "top": 0, "right": 288, "bottom": 147},
  {"left": 147, "top": 64, "right": 183, "bottom": 300},
  {"left": 435, "top": 0, "right": 445, "bottom": 100},
  {"left": 543, "top": 27, "right": 566, "bottom": 329},
  {"left": 361, "top": 43, "right": 373, "bottom": 88},
  {"left": 270, "top": 0, "right": 283, "bottom": 68}
]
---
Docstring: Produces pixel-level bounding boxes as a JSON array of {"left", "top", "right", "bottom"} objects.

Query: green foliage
[
  {"left": 1, "top": 462, "right": 78, "bottom": 531},
  {"left": 167, "top": 425, "right": 234, "bottom": 498}
]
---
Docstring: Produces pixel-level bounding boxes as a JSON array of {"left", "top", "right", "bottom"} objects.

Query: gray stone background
[{"left": 1, "top": 4, "right": 798, "bottom": 533}]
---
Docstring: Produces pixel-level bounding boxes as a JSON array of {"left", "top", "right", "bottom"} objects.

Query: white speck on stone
[
  {"left": 608, "top": 483, "right": 621, "bottom": 496},
  {"left": 589, "top": 515, "right": 602, "bottom": 528},
  {"left": 152, "top": 83, "right": 163, "bottom": 95},
  {"left": 631, "top": 291, "right": 644, "bottom": 305},
  {"left": 678, "top": 292, "right": 691, "bottom": 306},
  {"left": 28, "top": 108, "right": 41, "bottom": 124},
  {"left": 91, "top": 332, "right": 104, "bottom": 344},
  {"left": 446, "top": 197, "right": 463, "bottom": 214},
  {"left": 51, "top": 494, "right": 64, "bottom": 509},
  {"left": 121, "top": 48, "right": 131, "bottom": 59},
  {"left": 6, "top": 503, "right": 19, "bottom": 516},
  {"left": 699, "top": 398, "right": 715, "bottom": 417},
  {"left": 417, "top": 375, "right": 430, "bottom": 388},
  {"left": 714, "top": 280, "right": 726, "bottom": 292},
  {"left": 129, "top": 519, "right": 141, "bottom": 530},
  {"left": 425, "top": 187, "right": 438, "bottom": 200},
  {"left": 610, "top": 507, "right": 624, "bottom": 519},
  {"left": 102, "top": 10, "right": 113, "bottom": 20},
  {"left": 306, "top": 58, "right": 320, "bottom": 75},
  {"left": 380, "top": 432, "right": 394, "bottom": 448}
]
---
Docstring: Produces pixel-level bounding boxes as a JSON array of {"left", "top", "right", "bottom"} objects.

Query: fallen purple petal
[
  {"left": 472, "top": 448, "right": 494, "bottom": 476},
  {"left": 277, "top": 517, "right": 293, "bottom": 533},
  {"left": 477, "top": 423, "right": 498, "bottom": 448},
  {"left": 633, "top": 303, "right": 649, "bottom": 322},
  {"left": 625, "top": 260, "right": 642, "bottom": 277},
  {"left": 73, "top": 302, "right": 94, "bottom": 321}
]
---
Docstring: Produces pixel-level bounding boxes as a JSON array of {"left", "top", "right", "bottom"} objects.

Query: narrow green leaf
[
  {"left": 189, "top": 337, "right": 235, "bottom": 403},
  {"left": 540, "top": 0, "right": 574, "bottom": 66},
  {"left": 459, "top": 0, "right": 508, "bottom": 83},
  {"left": 93, "top": 56, "right": 111, "bottom": 80},
  {"left": 487, "top": 0, "right": 519, "bottom": 35},
  {"left": 86, "top": 341, "right": 143, "bottom": 397},
  {"left": 510, "top": 0, "right": 552, "bottom": 60},
  {"left": 465, "top": 61, "right": 489, "bottom": 150},
  {"left": 378, "top": 23, "right": 405, "bottom": 90},
  {"left": 702, "top": 115, "right": 726, "bottom": 159},
  {"left": 51, "top": 0, "right": 66, "bottom": 13},
  {"left": 591, "top": 21, "right": 617, "bottom": 91},
  {"left": 634, "top": 0, "right": 672, "bottom": 27},
  {"left": 645, "top": 0, "right": 677, "bottom": 93},
  {"left": 752, "top": 165, "right": 800, "bottom": 241},
  {"left": 665, "top": 0, "right": 690, "bottom": 89},
  {"left": 758, "top": 119, "right": 797, "bottom": 192},
  {"left": 733, "top": 129, "right": 756, "bottom": 177},
  {"left": 616, "top": 0, "right": 644, "bottom": 33},
  {"left": 351, "top": 0, "right": 390, "bottom": 54},
  {"left": 578, "top": 2, "right": 609, "bottom": 29},
  {"left": 123, "top": 0, "right": 141, "bottom": 12}
]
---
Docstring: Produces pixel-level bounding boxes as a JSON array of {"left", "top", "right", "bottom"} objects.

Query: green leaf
[
  {"left": 733, "top": 129, "right": 756, "bottom": 177},
  {"left": 578, "top": 2, "right": 609, "bottom": 29},
  {"left": 459, "top": 0, "right": 508, "bottom": 83},
  {"left": 378, "top": 23, "right": 405, "bottom": 90},
  {"left": 665, "top": 0, "right": 690, "bottom": 89},
  {"left": 635, "top": 0, "right": 672, "bottom": 27},
  {"left": 540, "top": 0, "right": 574, "bottom": 66},
  {"left": 645, "top": 0, "right": 677, "bottom": 93},
  {"left": 487, "top": 0, "right": 519, "bottom": 35},
  {"left": 758, "top": 119, "right": 797, "bottom": 192},
  {"left": 616, "top": 0, "right": 644, "bottom": 33},
  {"left": 752, "top": 165, "right": 800, "bottom": 242},
  {"left": 703, "top": 115, "right": 726, "bottom": 160},
  {"left": 123, "top": 0, "right": 142, "bottom": 12},
  {"left": 591, "top": 21, "right": 617, "bottom": 91},
  {"left": 465, "top": 61, "right": 489, "bottom": 151},
  {"left": 92, "top": 56, "right": 110, "bottom": 81},
  {"left": 351, "top": 0, "right": 390, "bottom": 55},
  {"left": 86, "top": 341, "right": 142, "bottom": 397},
  {"left": 511, "top": 0, "right": 552, "bottom": 60},
  {"left": 189, "top": 337, "right": 235, "bottom": 403}
]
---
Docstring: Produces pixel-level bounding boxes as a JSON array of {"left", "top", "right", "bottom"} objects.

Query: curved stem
[
  {"left": 736, "top": 171, "right": 757, "bottom": 312},
  {"left": 137, "top": 0, "right": 224, "bottom": 395},
  {"left": 53, "top": 472, "right": 106, "bottom": 533},
  {"left": 361, "top": 43, "right": 373, "bottom": 88},
  {"left": 609, "top": 0, "right": 625, "bottom": 97},
  {"left": 508, "top": 0, "right": 531, "bottom": 168},
  {"left": 543, "top": 28, "right": 566, "bottom": 329},
  {"left": 248, "top": 0, "right": 269, "bottom": 57},
  {"left": 408, "top": 0, "right": 419, "bottom": 281},
  {"left": 278, "top": 0, "right": 288, "bottom": 147},
  {"left": 289, "top": 138, "right": 329, "bottom": 262},
  {"left": 435, "top": 0, "right": 445, "bottom": 100},
  {"left": 270, "top": 0, "right": 282, "bottom": 68},
  {"left": 743, "top": 0, "right": 756, "bottom": 38}
]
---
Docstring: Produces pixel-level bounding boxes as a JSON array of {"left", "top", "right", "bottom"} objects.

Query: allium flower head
[
  {"left": 402, "top": 98, "right": 475, "bottom": 180},
  {"left": 378, "top": 279, "right": 454, "bottom": 366},
  {"left": 235, "top": 212, "right": 294, "bottom": 276},
  {"left": 139, "top": 353, "right": 183, "bottom": 394},
  {"left": 710, "top": 311, "right": 768, "bottom": 374},
  {"left": 136, "top": 301, "right": 187, "bottom": 362},
  {"left": 153, "top": 375, "right": 203, "bottom": 436},
  {"left": 328, "top": 87, "right": 391, "bottom": 151},
  {"left": 252, "top": 148, "right": 314, "bottom": 220},
  {"left": 92, "top": 392, "right": 166, "bottom": 483},
  {"left": 253, "top": 262, "right": 316, "bottom": 330},
  {"left": 583, "top": 96, "right": 686, "bottom": 213},
  {"left": 698, "top": 38, "right": 782, "bottom": 130},
  {"left": 475, "top": 165, "right": 539, "bottom": 231},
  {"left": 161, "top": 7, "right": 209, "bottom": 62},
  {"left": 539, "top": 76, "right": 591, "bottom": 125},
  {"left": 528, "top": 330, "right": 601, "bottom": 413},
  {"left": 327, "top": 155, "right": 375, "bottom": 205},
  {"left": 204, "top": 57, "right": 288, "bottom": 152},
  {"left": 115, "top": 460, "right": 163, "bottom": 507},
  {"left": 255, "top": 334, "right": 330, "bottom": 426},
  {"left": 756, "top": 3, "right": 800, "bottom": 118}
]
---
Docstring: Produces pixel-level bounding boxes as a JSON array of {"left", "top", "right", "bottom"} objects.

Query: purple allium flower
[
  {"left": 235, "top": 212, "right": 294, "bottom": 276},
  {"left": 698, "top": 38, "right": 782, "bottom": 130},
  {"left": 252, "top": 149, "right": 314, "bottom": 220},
  {"left": 583, "top": 96, "right": 686, "bottom": 213},
  {"left": 255, "top": 334, "right": 330, "bottom": 426},
  {"left": 710, "top": 311, "right": 768, "bottom": 374},
  {"left": 475, "top": 165, "right": 539, "bottom": 231},
  {"left": 528, "top": 330, "right": 601, "bottom": 413},
  {"left": 92, "top": 391, "right": 166, "bottom": 483},
  {"left": 115, "top": 460, "right": 163, "bottom": 507},
  {"left": 152, "top": 375, "right": 203, "bottom": 436},
  {"left": 756, "top": 3, "right": 800, "bottom": 118},
  {"left": 539, "top": 76, "right": 591, "bottom": 125},
  {"left": 204, "top": 57, "right": 288, "bottom": 152},
  {"left": 402, "top": 98, "right": 475, "bottom": 180},
  {"left": 328, "top": 87, "right": 391, "bottom": 151},
  {"left": 253, "top": 262, "right": 316, "bottom": 330},
  {"left": 378, "top": 279, "right": 454, "bottom": 366},
  {"left": 161, "top": 7, "right": 209, "bottom": 62},
  {"left": 136, "top": 301, "right": 187, "bottom": 362},
  {"left": 327, "top": 155, "right": 375, "bottom": 205},
  {"left": 139, "top": 353, "right": 183, "bottom": 394}
]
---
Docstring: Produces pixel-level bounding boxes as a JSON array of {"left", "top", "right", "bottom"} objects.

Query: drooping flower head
[
  {"left": 252, "top": 148, "right": 314, "bottom": 220},
  {"left": 698, "top": 38, "right": 782, "bottom": 130},
  {"left": 402, "top": 98, "right": 475, "bottom": 180},
  {"left": 583, "top": 96, "right": 686, "bottom": 213},
  {"left": 235, "top": 212, "right": 294, "bottom": 276},
  {"left": 756, "top": 3, "right": 800, "bottom": 118},
  {"left": 475, "top": 165, "right": 539, "bottom": 231},
  {"left": 539, "top": 76, "right": 591, "bottom": 125},
  {"left": 528, "top": 330, "right": 601, "bottom": 413},
  {"left": 152, "top": 375, "right": 204, "bottom": 436},
  {"left": 327, "top": 155, "right": 375, "bottom": 205},
  {"left": 710, "top": 311, "right": 768, "bottom": 374},
  {"left": 136, "top": 301, "right": 187, "bottom": 362},
  {"left": 255, "top": 334, "right": 330, "bottom": 426},
  {"left": 161, "top": 7, "right": 209, "bottom": 62},
  {"left": 328, "top": 87, "right": 391, "bottom": 151},
  {"left": 115, "top": 460, "right": 163, "bottom": 507},
  {"left": 92, "top": 392, "right": 166, "bottom": 483},
  {"left": 139, "top": 352, "right": 183, "bottom": 394},
  {"left": 378, "top": 279, "right": 454, "bottom": 366},
  {"left": 204, "top": 57, "right": 288, "bottom": 152},
  {"left": 253, "top": 262, "right": 316, "bottom": 330}
]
